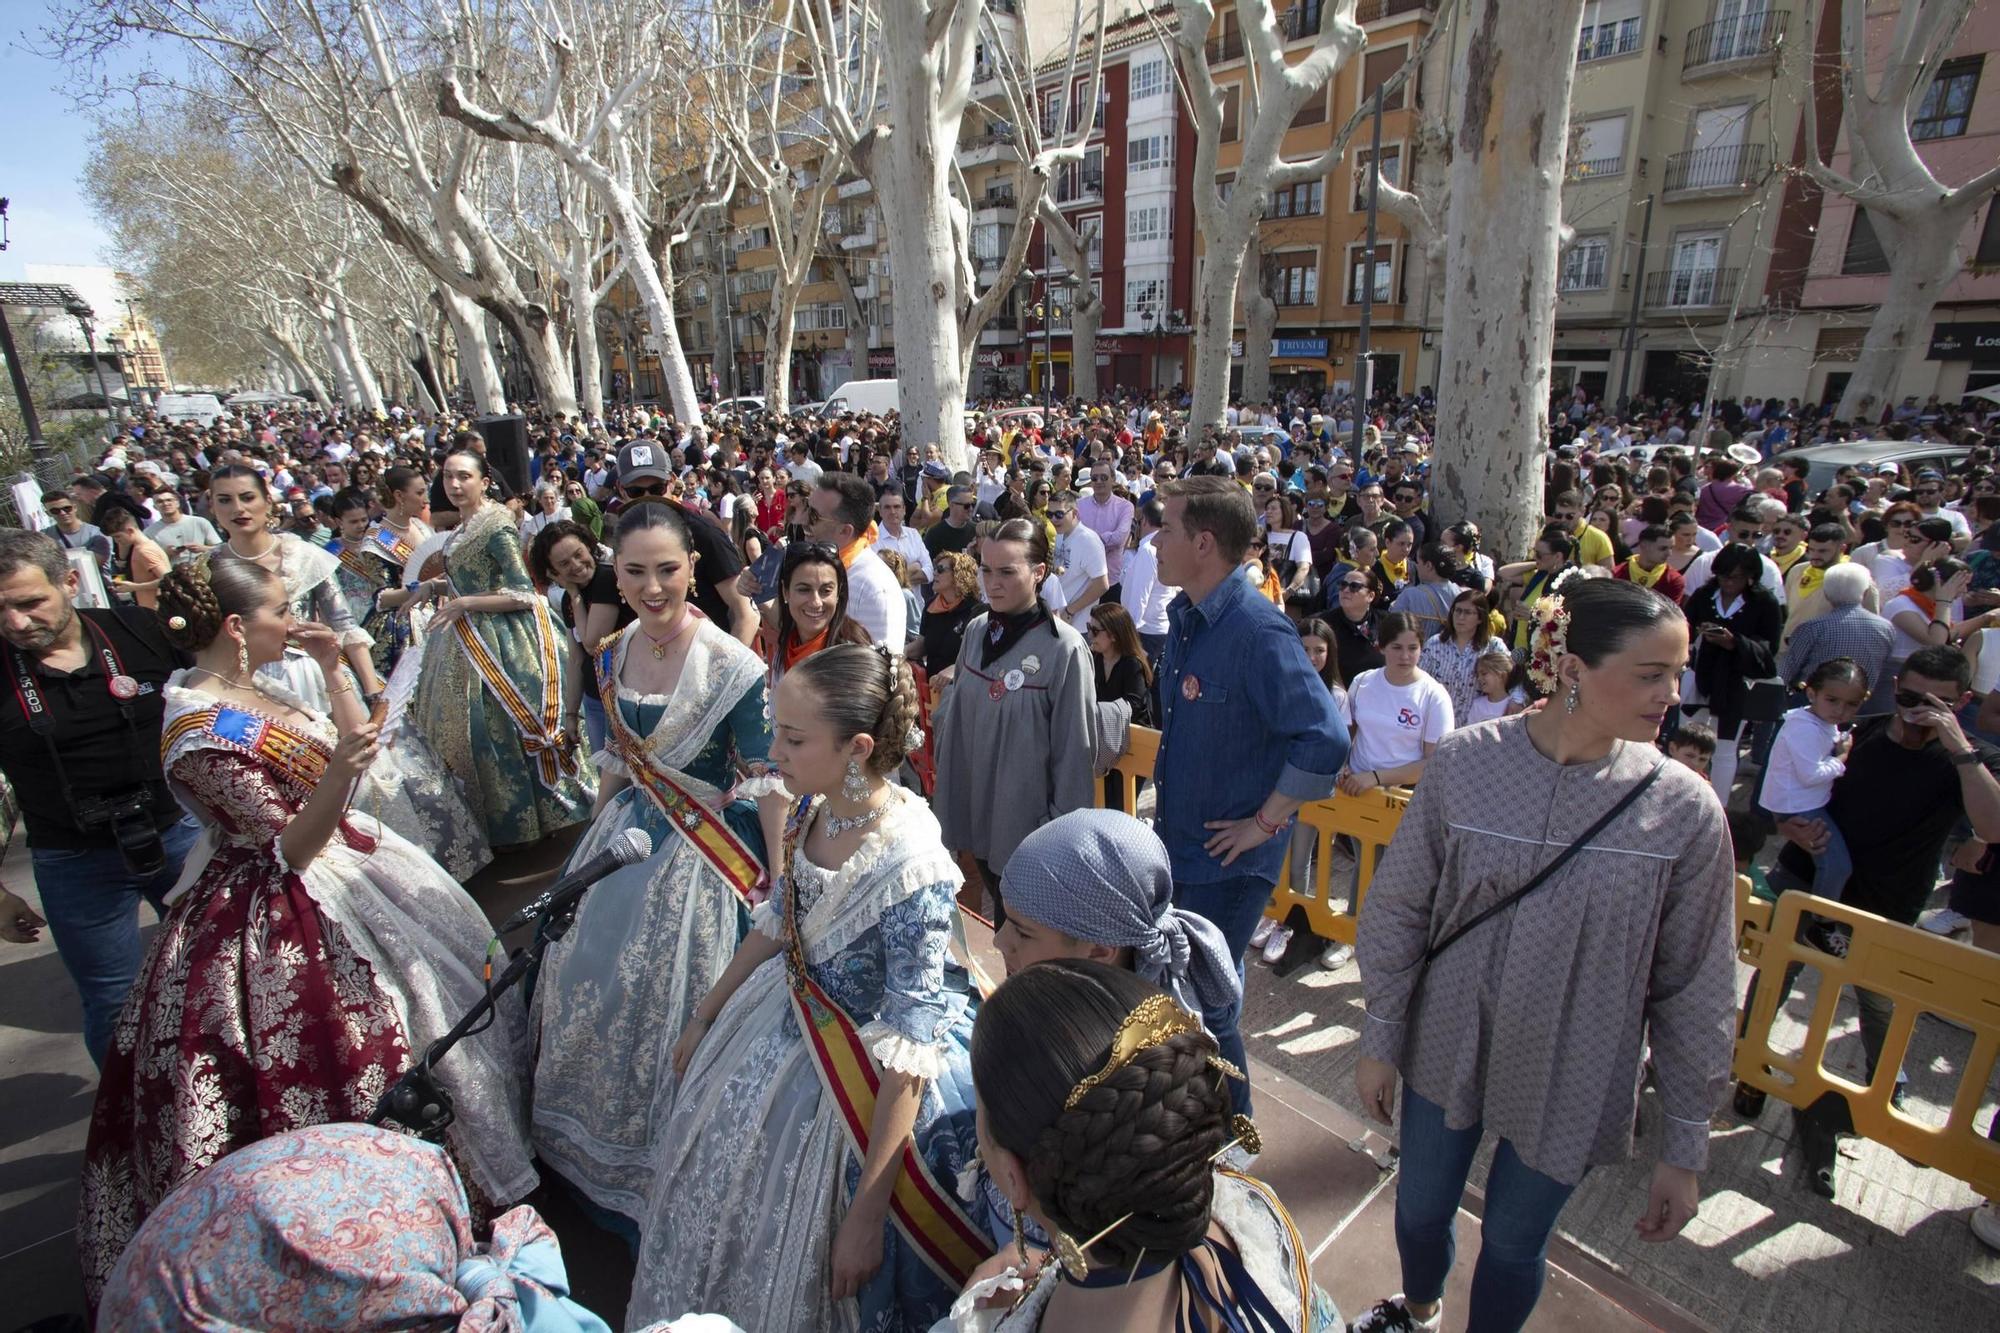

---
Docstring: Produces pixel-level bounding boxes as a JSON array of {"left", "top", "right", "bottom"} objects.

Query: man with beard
[{"left": 0, "top": 529, "right": 196, "bottom": 1065}]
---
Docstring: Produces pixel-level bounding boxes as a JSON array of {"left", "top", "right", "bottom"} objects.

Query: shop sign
[
  {"left": 867, "top": 349, "right": 896, "bottom": 372},
  {"left": 1928, "top": 323, "right": 2000, "bottom": 361},
  {"left": 1275, "top": 336, "right": 1329, "bottom": 359}
]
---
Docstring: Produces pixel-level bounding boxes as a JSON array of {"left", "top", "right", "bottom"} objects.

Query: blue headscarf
[{"left": 1000, "top": 809, "right": 1242, "bottom": 1024}]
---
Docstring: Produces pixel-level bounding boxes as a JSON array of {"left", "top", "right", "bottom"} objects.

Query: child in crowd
[
  {"left": 1462, "top": 653, "right": 1527, "bottom": 726},
  {"left": 875, "top": 548, "right": 926, "bottom": 640},
  {"left": 1759, "top": 657, "right": 1867, "bottom": 918},
  {"left": 1666, "top": 723, "right": 1717, "bottom": 782}
]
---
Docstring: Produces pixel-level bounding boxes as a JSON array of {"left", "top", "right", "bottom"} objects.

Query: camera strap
[{"left": 6, "top": 618, "right": 152, "bottom": 814}]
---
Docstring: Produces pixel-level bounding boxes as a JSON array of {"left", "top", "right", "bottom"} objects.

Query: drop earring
[
  {"left": 236, "top": 635, "right": 251, "bottom": 681},
  {"left": 842, "top": 758, "right": 869, "bottom": 801},
  {"left": 1564, "top": 683, "right": 1580, "bottom": 714}
]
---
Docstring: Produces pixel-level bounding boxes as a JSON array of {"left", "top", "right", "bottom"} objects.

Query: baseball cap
[
  {"left": 1877, "top": 462, "right": 1900, "bottom": 475},
  {"left": 616, "top": 440, "right": 672, "bottom": 484}
]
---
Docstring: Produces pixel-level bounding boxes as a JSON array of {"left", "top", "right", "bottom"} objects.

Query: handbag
[{"left": 1417, "top": 760, "right": 1667, "bottom": 974}]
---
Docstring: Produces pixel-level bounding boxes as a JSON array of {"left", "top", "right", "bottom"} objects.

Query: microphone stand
[{"left": 370, "top": 879, "right": 593, "bottom": 1140}]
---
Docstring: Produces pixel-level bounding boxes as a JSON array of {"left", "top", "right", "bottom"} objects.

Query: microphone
[{"left": 497, "top": 827, "right": 653, "bottom": 934}]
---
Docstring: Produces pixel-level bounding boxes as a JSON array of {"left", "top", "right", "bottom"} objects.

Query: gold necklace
[{"left": 642, "top": 608, "right": 698, "bottom": 659}]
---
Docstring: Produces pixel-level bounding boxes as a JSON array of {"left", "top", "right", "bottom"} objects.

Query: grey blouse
[{"left": 1357, "top": 716, "right": 1737, "bottom": 1184}]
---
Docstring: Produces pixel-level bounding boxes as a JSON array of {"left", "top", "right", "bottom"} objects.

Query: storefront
[{"left": 1931, "top": 321, "right": 2000, "bottom": 401}]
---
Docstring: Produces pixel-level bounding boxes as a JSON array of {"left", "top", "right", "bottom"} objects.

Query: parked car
[
  {"left": 710, "top": 395, "right": 767, "bottom": 419},
  {"left": 1778, "top": 439, "right": 1975, "bottom": 498}
]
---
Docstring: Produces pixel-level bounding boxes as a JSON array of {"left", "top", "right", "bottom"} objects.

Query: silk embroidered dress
[
  {"left": 76, "top": 678, "right": 538, "bottom": 1303},
  {"left": 532, "top": 617, "right": 774, "bottom": 1222},
  {"left": 411, "top": 502, "right": 595, "bottom": 846},
  {"left": 624, "top": 788, "right": 990, "bottom": 1333},
  {"left": 330, "top": 520, "right": 426, "bottom": 680},
  {"left": 213, "top": 535, "right": 491, "bottom": 881}
]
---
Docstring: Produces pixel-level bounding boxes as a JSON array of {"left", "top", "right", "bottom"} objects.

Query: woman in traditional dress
[
  {"left": 930, "top": 518, "right": 1097, "bottom": 925},
  {"left": 410, "top": 448, "right": 596, "bottom": 848},
  {"left": 624, "top": 644, "right": 990, "bottom": 1333},
  {"left": 531, "top": 503, "right": 775, "bottom": 1227},
  {"left": 530, "top": 518, "right": 634, "bottom": 755},
  {"left": 327, "top": 488, "right": 427, "bottom": 681},
  {"left": 943, "top": 959, "right": 1337, "bottom": 1331},
  {"left": 77, "top": 559, "right": 535, "bottom": 1303},
  {"left": 208, "top": 465, "right": 490, "bottom": 878}
]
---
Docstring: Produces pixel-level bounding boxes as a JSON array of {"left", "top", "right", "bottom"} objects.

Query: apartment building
[{"left": 1794, "top": 0, "right": 2000, "bottom": 409}]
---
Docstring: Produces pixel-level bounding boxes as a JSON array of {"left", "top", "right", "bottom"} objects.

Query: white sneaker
[
  {"left": 1249, "top": 916, "right": 1277, "bottom": 951},
  {"left": 1918, "top": 907, "right": 1971, "bottom": 935},
  {"left": 1260, "top": 925, "right": 1294, "bottom": 963},
  {"left": 1973, "top": 1201, "right": 2000, "bottom": 1252},
  {"left": 1320, "top": 941, "right": 1356, "bottom": 970},
  {"left": 1349, "top": 1295, "right": 1442, "bottom": 1332}
]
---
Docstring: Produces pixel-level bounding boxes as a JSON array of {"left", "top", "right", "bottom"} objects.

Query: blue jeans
[
  {"left": 31, "top": 816, "right": 200, "bottom": 1067},
  {"left": 1394, "top": 1088, "right": 1580, "bottom": 1333},
  {"left": 1786, "top": 803, "right": 1852, "bottom": 902},
  {"left": 1172, "top": 872, "right": 1266, "bottom": 1116},
  {"left": 580, "top": 693, "right": 610, "bottom": 755}
]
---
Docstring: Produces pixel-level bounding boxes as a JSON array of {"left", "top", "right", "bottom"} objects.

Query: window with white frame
[
  {"left": 1129, "top": 134, "right": 1173, "bottom": 173},
  {"left": 1125, "top": 277, "right": 1167, "bottom": 325},
  {"left": 1354, "top": 146, "right": 1401, "bottom": 209},
  {"left": 1570, "top": 114, "right": 1628, "bottom": 178},
  {"left": 1274, "top": 255, "right": 1318, "bottom": 307},
  {"left": 1080, "top": 215, "right": 1104, "bottom": 270},
  {"left": 1346, "top": 246, "right": 1390, "bottom": 303},
  {"left": 1042, "top": 90, "right": 1063, "bottom": 137},
  {"left": 1266, "top": 180, "right": 1323, "bottom": 219},
  {"left": 1128, "top": 203, "right": 1171, "bottom": 243},
  {"left": 1560, "top": 235, "right": 1609, "bottom": 291},
  {"left": 793, "top": 304, "right": 848, "bottom": 332},
  {"left": 1130, "top": 58, "right": 1166, "bottom": 101}
]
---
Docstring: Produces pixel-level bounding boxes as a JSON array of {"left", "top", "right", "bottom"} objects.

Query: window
[
  {"left": 1128, "top": 203, "right": 1172, "bottom": 243},
  {"left": 972, "top": 222, "right": 1010, "bottom": 262},
  {"left": 1056, "top": 147, "right": 1105, "bottom": 204},
  {"left": 1130, "top": 58, "right": 1165, "bottom": 101},
  {"left": 1216, "top": 172, "right": 1236, "bottom": 203},
  {"left": 1208, "top": 7, "right": 1243, "bottom": 64},
  {"left": 1347, "top": 246, "right": 1390, "bottom": 303},
  {"left": 1266, "top": 180, "right": 1324, "bottom": 219},
  {"left": 1081, "top": 215, "right": 1104, "bottom": 271},
  {"left": 1354, "top": 146, "right": 1401, "bottom": 209},
  {"left": 1291, "top": 89, "right": 1327, "bottom": 128},
  {"left": 794, "top": 304, "right": 848, "bottom": 332},
  {"left": 1570, "top": 114, "right": 1627, "bottom": 178},
  {"left": 1841, "top": 208, "right": 1890, "bottom": 276},
  {"left": 1042, "top": 90, "right": 1063, "bottom": 137},
  {"left": 1560, "top": 236, "right": 1609, "bottom": 291},
  {"left": 1361, "top": 47, "right": 1408, "bottom": 113},
  {"left": 1126, "top": 277, "right": 1167, "bottom": 324},
  {"left": 1576, "top": 0, "right": 1642, "bottom": 62},
  {"left": 1284, "top": 0, "right": 1323, "bottom": 41},
  {"left": 1978, "top": 200, "right": 2000, "bottom": 268},
  {"left": 1219, "top": 85, "right": 1241, "bottom": 142},
  {"left": 1275, "top": 255, "right": 1318, "bottom": 306},
  {"left": 1129, "top": 134, "right": 1173, "bottom": 172},
  {"left": 1912, "top": 56, "right": 1982, "bottom": 140}
]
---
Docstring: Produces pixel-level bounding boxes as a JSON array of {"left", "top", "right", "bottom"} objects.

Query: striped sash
[
  {"left": 595, "top": 636, "right": 760, "bottom": 904},
  {"left": 371, "top": 525, "right": 416, "bottom": 566},
  {"left": 163, "top": 703, "right": 332, "bottom": 800},
  {"left": 779, "top": 797, "right": 992, "bottom": 1289},
  {"left": 449, "top": 584, "right": 578, "bottom": 787}
]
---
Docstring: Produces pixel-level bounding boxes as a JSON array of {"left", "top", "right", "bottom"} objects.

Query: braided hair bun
[
  {"left": 973, "top": 960, "right": 1231, "bottom": 1270},
  {"left": 787, "top": 641, "right": 921, "bottom": 776},
  {"left": 156, "top": 557, "right": 281, "bottom": 653}
]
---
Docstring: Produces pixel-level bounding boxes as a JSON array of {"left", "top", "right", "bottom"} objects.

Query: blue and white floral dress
[{"left": 624, "top": 787, "right": 987, "bottom": 1333}]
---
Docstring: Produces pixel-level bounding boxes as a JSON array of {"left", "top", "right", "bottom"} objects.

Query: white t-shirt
[
  {"left": 844, "top": 547, "right": 908, "bottom": 649},
  {"left": 873, "top": 523, "right": 934, "bottom": 585},
  {"left": 1053, "top": 523, "right": 1108, "bottom": 621},
  {"left": 1122, "top": 533, "right": 1177, "bottom": 636},
  {"left": 1761, "top": 706, "right": 1847, "bottom": 815},
  {"left": 146, "top": 515, "right": 221, "bottom": 550},
  {"left": 1925, "top": 505, "right": 1972, "bottom": 540},
  {"left": 1346, "top": 668, "right": 1454, "bottom": 773}
]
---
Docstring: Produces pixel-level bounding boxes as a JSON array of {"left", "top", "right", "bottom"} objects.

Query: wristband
[
  {"left": 1951, "top": 749, "right": 1983, "bottom": 767},
  {"left": 1253, "top": 810, "right": 1284, "bottom": 836}
]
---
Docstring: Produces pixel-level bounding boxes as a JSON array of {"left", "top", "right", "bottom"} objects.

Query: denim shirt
[{"left": 1157, "top": 571, "right": 1348, "bottom": 885}]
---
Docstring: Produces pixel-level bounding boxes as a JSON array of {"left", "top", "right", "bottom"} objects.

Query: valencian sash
[
  {"left": 371, "top": 524, "right": 417, "bottom": 567},
  {"left": 331, "top": 540, "right": 385, "bottom": 587},
  {"left": 163, "top": 704, "right": 332, "bottom": 801},
  {"left": 447, "top": 579, "right": 578, "bottom": 788},
  {"left": 595, "top": 634, "right": 761, "bottom": 906},
  {"left": 779, "top": 797, "right": 992, "bottom": 1289}
]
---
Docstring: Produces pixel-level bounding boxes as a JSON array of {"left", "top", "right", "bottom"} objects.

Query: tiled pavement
[{"left": 5, "top": 826, "right": 1996, "bottom": 1332}]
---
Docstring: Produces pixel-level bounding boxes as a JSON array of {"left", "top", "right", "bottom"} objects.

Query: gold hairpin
[
  {"left": 1063, "top": 995, "right": 1244, "bottom": 1111},
  {"left": 1046, "top": 1117, "right": 1262, "bottom": 1281}
]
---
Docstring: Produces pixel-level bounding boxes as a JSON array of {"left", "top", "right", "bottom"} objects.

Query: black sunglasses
[
  {"left": 44, "top": 504, "right": 74, "bottom": 514},
  {"left": 625, "top": 482, "right": 669, "bottom": 498},
  {"left": 1894, "top": 688, "right": 1939, "bottom": 710},
  {"left": 1046, "top": 510, "right": 1072, "bottom": 522},
  {"left": 1339, "top": 579, "right": 1371, "bottom": 592}
]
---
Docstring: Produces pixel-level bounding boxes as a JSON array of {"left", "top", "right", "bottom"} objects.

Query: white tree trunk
[
  {"left": 1836, "top": 208, "right": 1973, "bottom": 421},
  {"left": 1240, "top": 233, "right": 1277, "bottom": 407},
  {"left": 265, "top": 326, "right": 333, "bottom": 408},
  {"left": 765, "top": 281, "right": 803, "bottom": 418},
  {"left": 1190, "top": 243, "right": 1248, "bottom": 432},
  {"left": 438, "top": 286, "right": 505, "bottom": 412},
  {"left": 875, "top": 0, "right": 976, "bottom": 470},
  {"left": 1069, "top": 292, "right": 1103, "bottom": 404},
  {"left": 1433, "top": 0, "right": 1585, "bottom": 562},
  {"left": 827, "top": 261, "right": 870, "bottom": 390},
  {"left": 331, "top": 288, "right": 385, "bottom": 413}
]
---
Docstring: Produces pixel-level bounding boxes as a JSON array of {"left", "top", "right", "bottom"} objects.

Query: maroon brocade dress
[{"left": 76, "top": 681, "right": 537, "bottom": 1303}]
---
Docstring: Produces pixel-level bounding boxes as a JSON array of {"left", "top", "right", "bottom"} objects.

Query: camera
[{"left": 74, "top": 790, "right": 168, "bottom": 877}]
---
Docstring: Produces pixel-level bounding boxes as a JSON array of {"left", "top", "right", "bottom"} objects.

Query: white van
[
  {"left": 155, "top": 393, "right": 226, "bottom": 427},
  {"left": 822, "top": 378, "right": 898, "bottom": 417}
]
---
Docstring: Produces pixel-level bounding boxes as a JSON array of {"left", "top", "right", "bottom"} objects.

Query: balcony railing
[
  {"left": 1577, "top": 18, "right": 1643, "bottom": 63},
  {"left": 1643, "top": 266, "right": 1744, "bottom": 310},
  {"left": 1280, "top": 3, "right": 1324, "bottom": 41},
  {"left": 1567, "top": 153, "right": 1625, "bottom": 181},
  {"left": 1684, "top": 10, "right": 1787, "bottom": 75},
  {"left": 1662, "top": 142, "right": 1766, "bottom": 194},
  {"left": 980, "top": 188, "right": 1018, "bottom": 209},
  {"left": 1355, "top": 0, "right": 1439, "bottom": 22},
  {"left": 1206, "top": 29, "right": 1243, "bottom": 64}
]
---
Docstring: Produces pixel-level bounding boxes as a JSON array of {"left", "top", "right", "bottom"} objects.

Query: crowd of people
[{"left": 0, "top": 378, "right": 1995, "bottom": 1333}]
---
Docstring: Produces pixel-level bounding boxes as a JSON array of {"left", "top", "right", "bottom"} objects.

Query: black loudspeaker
[{"left": 474, "top": 413, "right": 531, "bottom": 496}]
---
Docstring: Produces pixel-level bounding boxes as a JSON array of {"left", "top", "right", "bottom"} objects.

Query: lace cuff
[
  {"left": 733, "top": 772, "right": 789, "bottom": 802},
  {"left": 338, "top": 625, "right": 375, "bottom": 649},
  {"left": 493, "top": 587, "right": 542, "bottom": 608},
  {"left": 750, "top": 899, "right": 785, "bottom": 941},
  {"left": 858, "top": 1021, "right": 951, "bottom": 1079}
]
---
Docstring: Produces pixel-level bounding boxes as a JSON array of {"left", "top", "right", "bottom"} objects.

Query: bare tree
[
  {"left": 1430, "top": 0, "right": 1587, "bottom": 562},
  {"left": 1805, "top": 0, "right": 2000, "bottom": 420},
  {"left": 1038, "top": 200, "right": 1104, "bottom": 403}
]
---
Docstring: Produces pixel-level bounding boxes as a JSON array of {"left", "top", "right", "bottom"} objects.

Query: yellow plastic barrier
[
  {"left": 1098, "top": 727, "right": 2000, "bottom": 1195},
  {"left": 1735, "top": 887, "right": 2000, "bottom": 1197}
]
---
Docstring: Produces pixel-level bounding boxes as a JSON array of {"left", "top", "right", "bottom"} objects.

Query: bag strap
[{"left": 1422, "top": 760, "right": 1666, "bottom": 966}]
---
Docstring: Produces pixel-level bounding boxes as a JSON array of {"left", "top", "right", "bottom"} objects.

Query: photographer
[{"left": 0, "top": 528, "right": 196, "bottom": 1066}]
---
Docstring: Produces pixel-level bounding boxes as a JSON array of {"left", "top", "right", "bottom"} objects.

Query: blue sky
[{"left": 0, "top": 7, "right": 148, "bottom": 281}]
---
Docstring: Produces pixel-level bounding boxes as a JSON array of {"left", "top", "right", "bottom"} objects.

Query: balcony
[
  {"left": 836, "top": 176, "right": 872, "bottom": 200},
  {"left": 1054, "top": 172, "right": 1104, "bottom": 207},
  {"left": 1280, "top": 3, "right": 1324, "bottom": 41},
  {"left": 1643, "top": 266, "right": 1744, "bottom": 311},
  {"left": 956, "top": 131, "right": 1019, "bottom": 168},
  {"left": 1206, "top": 29, "right": 1243, "bottom": 64},
  {"left": 974, "top": 188, "right": 1018, "bottom": 227},
  {"left": 838, "top": 214, "right": 877, "bottom": 251},
  {"left": 979, "top": 318, "right": 1021, "bottom": 345},
  {"left": 1684, "top": 10, "right": 1787, "bottom": 77},
  {"left": 1576, "top": 19, "right": 1642, "bottom": 63},
  {"left": 1355, "top": 0, "right": 1438, "bottom": 23},
  {"left": 1662, "top": 142, "right": 1766, "bottom": 196},
  {"left": 1567, "top": 153, "right": 1625, "bottom": 182}
]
